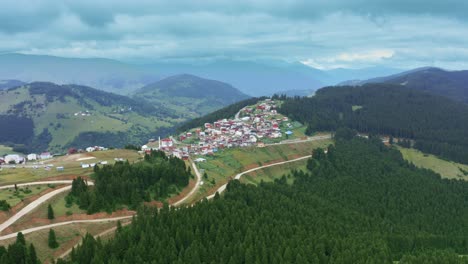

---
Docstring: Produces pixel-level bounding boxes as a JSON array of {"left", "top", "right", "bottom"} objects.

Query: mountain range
[
  {"left": 340, "top": 67, "right": 468, "bottom": 103},
  {"left": 0, "top": 53, "right": 402, "bottom": 96}
]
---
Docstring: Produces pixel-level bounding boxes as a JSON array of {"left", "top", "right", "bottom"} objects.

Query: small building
[
  {"left": 81, "top": 164, "right": 90, "bottom": 168},
  {"left": 56, "top": 166, "right": 64, "bottom": 171},
  {"left": 4, "top": 154, "right": 22, "bottom": 164},
  {"left": 194, "top": 158, "right": 206, "bottom": 163},
  {"left": 86, "top": 147, "right": 95, "bottom": 152},
  {"left": 161, "top": 138, "right": 174, "bottom": 148},
  {"left": 27, "top": 153, "right": 38, "bottom": 161},
  {"left": 39, "top": 152, "right": 52, "bottom": 160}
]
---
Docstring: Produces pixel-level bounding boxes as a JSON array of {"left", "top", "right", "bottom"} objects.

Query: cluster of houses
[
  {"left": 0, "top": 152, "right": 53, "bottom": 165},
  {"left": 144, "top": 99, "right": 293, "bottom": 159}
]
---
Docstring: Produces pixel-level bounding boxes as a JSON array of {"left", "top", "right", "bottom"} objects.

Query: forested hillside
[
  {"left": 56, "top": 134, "right": 468, "bottom": 263},
  {"left": 67, "top": 150, "right": 191, "bottom": 214},
  {"left": 348, "top": 67, "right": 468, "bottom": 104},
  {"left": 0, "top": 82, "right": 179, "bottom": 152},
  {"left": 279, "top": 84, "right": 468, "bottom": 164},
  {"left": 134, "top": 74, "right": 250, "bottom": 117}
]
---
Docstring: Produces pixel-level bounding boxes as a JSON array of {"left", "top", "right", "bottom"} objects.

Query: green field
[
  {"left": 398, "top": 147, "right": 468, "bottom": 180},
  {"left": 0, "top": 149, "right": 142, "bottom": 185},
  {"left": 0, "top": 145, "right": 22, "bottom": 156},
  {"left": 191, "top": 138, "right": 333, "bottom": 202},
  {"left": 0, "top": 185, "right": 49, "bottom": 207}
]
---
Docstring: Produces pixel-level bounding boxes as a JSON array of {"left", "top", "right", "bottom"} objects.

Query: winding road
[
  {"left": 172, "top": 160, "right": 202, "bottom": 206},
  {"left": 0, "top": 216, "right": 131, "bottom": 241},
  {"left": 0, "top": 180, "right": 94, "bottom": 234},
  {"left": 206, "top": 154, "right": 312, "bottom": 199}
]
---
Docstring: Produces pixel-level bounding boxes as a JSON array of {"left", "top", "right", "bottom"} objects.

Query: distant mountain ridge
[
  {"left": 0, "top": 53, "right": 402, "bottom": 96},
  {"left": 134, "top": 74, "right": 250, "bottom": 117},
  {"left": 341, "top": 67, "right": 468, "bottom": 103},
  {"left": 0, "top": 79, "right": 26, "bottom": 90}
]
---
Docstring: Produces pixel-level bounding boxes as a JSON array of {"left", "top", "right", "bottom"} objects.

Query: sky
[{"left": 1, "top": 0, "right": 468, "bottom": 70}]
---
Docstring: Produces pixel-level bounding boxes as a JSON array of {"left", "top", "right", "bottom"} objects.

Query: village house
[
  {"left": 27, "top": 153, "right": 38, "bottom": 161},
  {"left": 4, "top": 154, "right": 23, "bottom": 164},
  {"left": 39, "top": 152, "right": 52, "bottom": 160},
  {"left": 160, "top": 138, "right": 174, "bottom": 148}
]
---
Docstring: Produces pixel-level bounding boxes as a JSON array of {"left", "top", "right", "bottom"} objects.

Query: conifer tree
[{"left": 48, "top": 229, "right": 59, "bottom": 248}]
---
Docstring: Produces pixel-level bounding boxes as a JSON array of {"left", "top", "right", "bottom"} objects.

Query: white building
[
  {"left": 27, "top": 153, "right": 38, "bottom": 161},
  {"left": 86, "top": 147, "right": 95, "bottom": 152},
  {"left": 4, "top": 154, "right": 22, "bottom": 164},
  {"left": 39, "top": 152, "right": 52, "bottom": 160}
]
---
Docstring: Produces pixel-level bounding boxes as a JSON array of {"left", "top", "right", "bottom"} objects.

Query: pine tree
[
  {"left": 48, "top": 229, "right": 59, "bottom": 248},
  {"left": 26, "top": 244, "right": 38, "bottom": 264},
  {"left": 16, "top": 232, "right": 26, "bottom": 245},
  {"left": 48, "top": 204, "right": 55, "bottom": 220}
]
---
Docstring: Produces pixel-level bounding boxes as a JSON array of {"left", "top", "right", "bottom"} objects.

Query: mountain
[
  {"left": 133, "top": 74, "right": 250, "bottom": 117},
  {"left": 341, "top": 67, "right": 468, "bottom": 103},
  {"left": 141, "top": 60, "right": 326, "bottom": 96},
  {"left": 0, "top": 79, "right": 26, "bottom": 90},
  {"left": 0, "top": 53, "right": 159, "bottom": 94},
  {"left": 0, "top": 82, "right": 179, "bottom": 152}
]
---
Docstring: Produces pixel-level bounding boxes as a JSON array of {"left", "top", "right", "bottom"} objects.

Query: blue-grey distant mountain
[
  {"left": 0, "top": 53, "right": 159, "bottom": 94},
  {"left": 0, "top": 53, "right": 403, "bottom": 96},
  {"left": 0, "top": 79, "right": 26, "bottom": 90},
  {"left": 133, "top": 74, "right": 250, "bottom": 117},
  {"left": 343, "top": 67, "right": 468, "bottom": 103}
]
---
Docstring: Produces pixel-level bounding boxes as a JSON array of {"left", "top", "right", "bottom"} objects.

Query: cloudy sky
[{"left": 1, "top": 0, "right": 468, "bottom": 69}]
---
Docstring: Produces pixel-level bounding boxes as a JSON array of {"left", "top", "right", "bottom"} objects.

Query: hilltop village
[{"left": 143, "top": 99, "right": 296, "bottom": 160}]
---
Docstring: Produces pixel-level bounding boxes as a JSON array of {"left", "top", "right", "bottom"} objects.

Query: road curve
[
  {"left": 0, "top": 180, "right": 75, "bottom": 190},
  {"left": 206, "top": 154, "right": 312, "bottom": 199},
  {"left": 0, "top": 180, "right": 94, "bottom": 233},
  {"left": 0, "top": 216, "right": 132, "bottom": 241},
  {"left": 57, "top": 219, "right": 133, "bottom": 260},
  {"left": 172, "top": 160, "right": 202, "bottom": 206}
]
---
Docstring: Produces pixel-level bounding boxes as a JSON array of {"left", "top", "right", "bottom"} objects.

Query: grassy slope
[
  {"left": 191, "top": 139, "right": 332, "bottom": 202},
  {"left": 0, "top": 185, "right": 49, "bottom": 207},
  {"left": 240, "top": 159, "right": 307, "bottom": 185},
  {"left": 398, "top": 147, "right": 468, "bottom": 180},
  {"left": 0, "top": 221, "right": 123, "bottom": 263},
  {"left": 0, "top": 145, "right": 22, "bottom": 156}
]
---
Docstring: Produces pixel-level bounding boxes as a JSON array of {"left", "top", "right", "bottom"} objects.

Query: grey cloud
[{"left": 1, "top": 1, "right": 468, "bottom": 69}]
